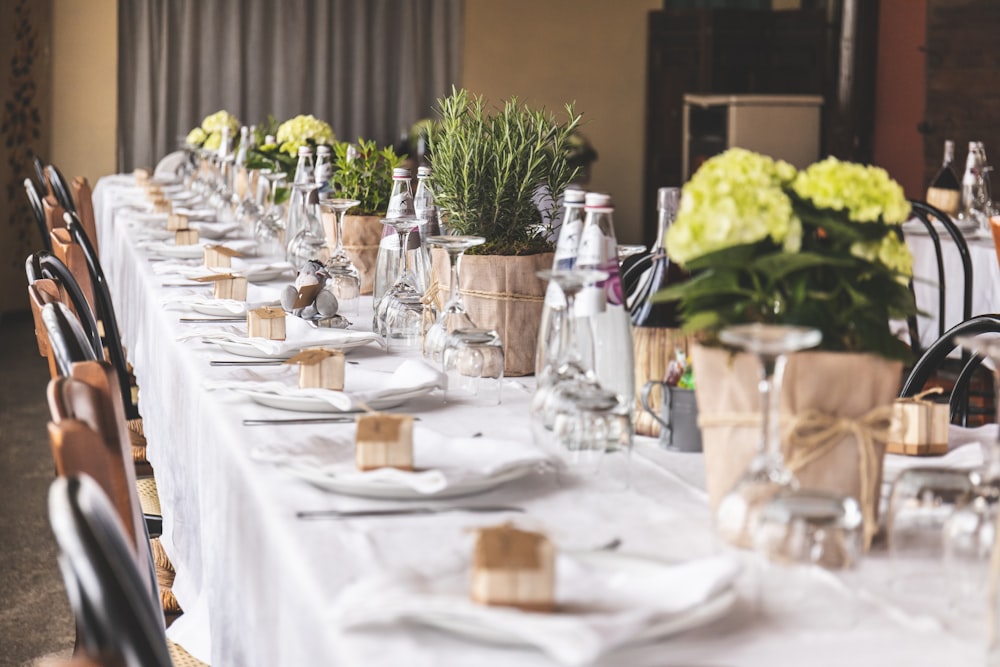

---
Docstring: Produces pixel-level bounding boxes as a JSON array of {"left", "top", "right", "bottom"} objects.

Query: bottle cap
[
  {"left": 564, "top": 187, "right": 585, "bottom": 204},
  {"left": 417, "top": 166, "right": 432, "bottom": 177},
  {"left": 317, "top": 145, "right": 331, "bottom": 155},
  {"left": 657, "top": 187, "right": 680, "bottom": 212},
  {"left": 585, "top": 192, "right": 613, "bottom": 208},
  {"left": 298, "top": 146, "right": 313, "bottom": 156},
  {"left": 265, "top": 135, "right": 276, "bottom": 145},
  {"left": 393, "top": 168, "right": 411, "bottom": 179}
]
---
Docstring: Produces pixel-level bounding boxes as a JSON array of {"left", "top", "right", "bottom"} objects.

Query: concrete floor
[{"left": 0, "top": 311, "right": 74, "bottom": 665}]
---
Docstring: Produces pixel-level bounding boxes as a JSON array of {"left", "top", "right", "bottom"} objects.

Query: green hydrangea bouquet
[
  {"left": 185, "top": 110, "right": 241, "bottom": 151},
  {"left": 659, "top": 148, "right": 917, "bottom": 360},
  {"left": 275, "top": 114, "right": 335, "bottom": 156}
]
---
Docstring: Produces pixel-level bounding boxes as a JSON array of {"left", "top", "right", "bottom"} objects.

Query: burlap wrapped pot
[
  {"left": 322, "top": 213, "right": 383, "bottom": 295},
  {"left": 691, "top": 344, "right": 902, "bottom": 549},
  {"left": 429, "top": 247, "right": 552, "bottom": 377}
]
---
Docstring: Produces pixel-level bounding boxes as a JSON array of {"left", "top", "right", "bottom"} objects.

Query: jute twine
[{"left": 699, "top": 406, "right": 894, "bottom": 549}]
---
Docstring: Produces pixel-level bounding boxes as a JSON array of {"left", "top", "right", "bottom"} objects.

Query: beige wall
[
  {"left": 462, "top": 0, "right": 660, "bottom": 244},
  {"left": 50, "top": 0, "right": 117, "bottom": 185}
]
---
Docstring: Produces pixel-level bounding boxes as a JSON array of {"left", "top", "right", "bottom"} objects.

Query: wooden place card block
[
  {"left": 888, "top": 391, "right": 950, "bottom": 456},
  {"left": 355, "top": 413, "right": 413, "bottom": 471},
  {"left": 212, "top": 275, "right": 248, "bottom": 301},
  {"left": 471, "top": 524, "right": 555, "bottom": 612},
  {"left": 145, "top": 184, "right": 163, "bottom": 200},
  {"left": 133, "top": 168, "right": 151, "bottom": 184},
  {"left": 203, "top": 245, "right": 243, "bottom": 269},
  {"left": 175, "top": 229, "right": 200, "bottom": 246},
  {"left": 247, "top": 306, "right": 286, "bottom": 340},
  {"left": 286, "top": 348, "right": 345, "bottom": 390},
  {"left": 167, "top": 213, "right": 189, "bottom": 231},
  {"left": 151, "top": 197, "right": 171, "bottom": 214}
]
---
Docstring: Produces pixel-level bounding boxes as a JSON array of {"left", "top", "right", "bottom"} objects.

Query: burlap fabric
[
  {"left": 322, "top": 214, "right": 383, "bottom": 295},
  {"left": 429, "top": 248, "right": 552, "bottom": 377},
  {"left": 692, "top": 344, "right": 902, "bottom": 547}
]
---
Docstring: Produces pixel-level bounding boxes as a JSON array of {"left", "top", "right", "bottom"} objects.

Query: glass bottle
[
  {"left": 373, "top": 168, "right": 417, "bottom": 308},
  {"left": 535, "top": 187, "right": 586, "bottom": 375},
  {"left": 975, "top": 141, "right": 993, "bottom": 212},
  {"left": 285, "top": 147, "right": 315, "bottom": 250},
  {"left": 926, "top": 139, "right": 960, "bottom": 217},
  {"left": 574, "top": 193, "right": 635, "bottom": 413},
  {"left": 961, "top": 141, "right": 982, "bottom": 222},
  {"left": 414, "top": 166, "right": 440, "bottom": 274},
  {"left": 233, "top": 126, "right": 251, "bottom": 203},
  {"left": 314, "top": 144, "right": 333, "bottom": 198}
]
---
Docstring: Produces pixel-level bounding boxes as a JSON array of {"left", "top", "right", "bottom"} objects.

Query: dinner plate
[
  {"left": 215, "top": 336, "right": 377, "bottom": 359},
  {"left": 147, "top": 243, "right": 206, "bottom": 260},
  {"left": 239, "top": 265, "right": 291, "bottom": 283},
  {"left": 286, "top": 460, "right": 540, "bottom": 500},
  {"left": 192, "top": 302, "right": 250, "bottom": 317},
  {"left": 239, "top": 386, "right": 434, "bottom": 413},
  {"left": 416, "top": 552, "right": 738, "bottom": 648}
]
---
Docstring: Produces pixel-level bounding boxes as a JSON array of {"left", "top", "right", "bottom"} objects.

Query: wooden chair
[
  {"left": 50, "top": 228, "right": 98, "bottom": 315},
  {"left": 991, "top": 216, "right": 1000, "bottom": 270},
  {"left": 24, "top": 177, "right": 53, "bottom": 253},
  {"left": 48, "top": 475, "right": 205, "bottom": 666},
  {"left": 44, "top": 194, "right": 69, "bottom": 236},
  {"left": 900, "top": 314, "right": 1000, "bottom": 424},
  {"left": 47, "top": 164, "right": 78, "bottom": 215},
  {"left": 33, "top": 153, "right": 49, "bottom": 196},
  {"left": 71, "top": 176, "right": 100, "bottom": 256}
]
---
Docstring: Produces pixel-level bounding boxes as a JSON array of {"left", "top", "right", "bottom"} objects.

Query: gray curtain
[{"left": 117, "top": 0, "right": 463, "bottom": 170}]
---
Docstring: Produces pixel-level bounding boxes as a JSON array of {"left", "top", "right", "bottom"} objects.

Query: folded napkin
[
  {"left": 178, "top": 315, "right": 381, "bottom": 356},
  {"left": 207, "top": 358, "right": 446, "bottom": 413},
  {"left": 330, "top": 552, "right": 741, "bottom": 665},
  {"left": 153, "top": 258, "right": 293, "bottom": 282},
  {"left": 161, "top": 284, "right": 281, "bottom": 314},
  {"left": 143, "top": 238, "right": 258, "bottom": 260},
  {"left": 189, "top": 220, "right": 243, "bottom": 240}
]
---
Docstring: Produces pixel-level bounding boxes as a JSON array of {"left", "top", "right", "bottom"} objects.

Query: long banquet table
[{"left": 94, "top": 175, "right": 990, "bottom": 666}]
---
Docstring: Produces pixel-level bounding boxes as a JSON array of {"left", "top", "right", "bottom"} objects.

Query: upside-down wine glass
[
  {"left": 318, "top": 197, "right": 362, "bottom": 316},
  {"left": 377, "top": 216, "right": 424, "bottom": 349},
  {"left": 286, "top": 181, "right": 325, "bottom": 270},
  {"left": 255, "top": 170, "right": 287, "bottom": 258},
  {"left": 423, "top": 235, "right": 486, "bottom": 363},
  {"left": 714, "top": 323, "right": 823, "bottom": 549}
]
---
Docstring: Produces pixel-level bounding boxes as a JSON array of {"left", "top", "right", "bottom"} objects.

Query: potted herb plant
[
  {"left": 326, "top": 138, "right": 405, "bottom": 294},
  {"left": 428, "top": 88, "right": 582, "bottom": 376}
]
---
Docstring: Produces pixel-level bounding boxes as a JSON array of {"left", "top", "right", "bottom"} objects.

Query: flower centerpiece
[
  {"left": 324, "top": 138, "right": 405, "bottom": 294},
  {"left": 427, "top": 88, "right": 582, "bottom": 375},
  {"left": 658, "top": 148, "right": 917, "bottom": 547},
  {"left": 247, "top": 113, "right": 336, "bottom": 181},
  {"left": 185, "top": 110, "right": 241, "bottom": 151}
]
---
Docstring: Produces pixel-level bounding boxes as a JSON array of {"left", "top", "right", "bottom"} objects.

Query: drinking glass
[
  {"left": 255, "top": 171, "right": 287, "bottom": 258},
  {"left": 423, "top": 235, "right": 485, "bottom": 363},
  {"left": 754, "top": 489, "right": 864, "bottom": 568},
  {"left": 714, "top": 323, "right": 823, "bottom": 548},
  {"left": 442, "top": 328, "right": 504, "bottom": 405},
  {"left": 286, "top": 182, "right": 326, "bottom": 269},
  {"left": 376, "top": 216, "right": 425, "bottom": 346},
  {"left": 318, "top": 197, "right": 362, "bottom": 316}
]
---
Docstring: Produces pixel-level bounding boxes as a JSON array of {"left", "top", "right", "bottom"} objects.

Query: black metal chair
[
  {"left": 32, "top": 154, "right": 49, "bottom": 196},
  {"left": 24, "top": 178, "right": 53, "bottom": 252},
  {"left": 899, "top": 314, "right": 1000, "bottom": 425},
  {"left": 48, "top": 475, "right": 172, "bottom": 667},
  {"left": 62, "top": 212, "right": 138, "bottom": 422},
  {"left": 41, "top": 302, "right": 100, "bottom": 378},
  {"left": 27, "top": 252, "right": 103, "bottom": 358},
  {"left": 906, "top": 200, "right": 973, "bottom": 356},
  {"left": 47, "top": 163, "right": 78, "bottom": 215}
]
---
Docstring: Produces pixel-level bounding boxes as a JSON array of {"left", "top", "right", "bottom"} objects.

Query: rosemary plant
[{"left": 429, "top": 88, "right": 582, "bottom": 255}]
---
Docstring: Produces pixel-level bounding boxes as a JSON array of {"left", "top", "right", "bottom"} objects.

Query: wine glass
[
  {"left": 255, "top": 171, "right": 287, "bottom": 258},
  {"left": 714, "top": 323, "right": 823, "bottom": 548},
  {"left": 286, "top": 182, "right": 326, "bottom": 269},
  {"left": 318, "top": 197, "right": 362, "bottom": 316},
  {"left": 375, "top": 216, "right": 424, "bottom": 346},
  {"left": 442, "top": 327, "right": 504, "bottom": 405},
  {"left": 423, "top": 235, "right": 485, "bottom": 364}
]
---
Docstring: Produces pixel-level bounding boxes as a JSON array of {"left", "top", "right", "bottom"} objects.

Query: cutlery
[
  {"left": 211, "top": 360, "right": 285, "bottom": 366},
  {"left": 180, "top": 317, "right": 247, "bottom": 323},
  {"left": 296, "top": 505, "right": 524, "bottom": 520},
  {"left": 161, "top": 283, "right": 208, "bottom": 288},
  {"left": 243, "top": 416, "right": 356, "bottom": 426}
]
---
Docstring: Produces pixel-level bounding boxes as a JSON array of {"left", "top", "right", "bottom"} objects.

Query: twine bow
[
  {"left": 784, "top": 406, "right": 894, "bottom": 550},
  {"left": 900, "top": 386, "right": 944, "bottom": 405},
  {"left": 423, "top": 278, "right": 545, "bottom": 305}
]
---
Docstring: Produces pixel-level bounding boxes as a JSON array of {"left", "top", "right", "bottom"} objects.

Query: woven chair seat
[
  {"left": 168, "top": 638, "right": 208, "bottom": 666},
  {"left": 135, "top": 477, "right": 161, "bottom": 516}
]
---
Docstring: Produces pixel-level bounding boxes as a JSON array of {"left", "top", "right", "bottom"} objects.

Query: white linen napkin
[
  {"left": 206, "top": 358, "right": 446, "bottom": 413},
  {"left": 160, "top": 284, "right": 281, "bottom": 314},
  {"left": 330, "top": 552, "right": 741, "bottom": 666},
  {"left": 152, "top": 259, "right": 293, "bottom": 282},
  {"left": 178, "top": 315, "right": 381, "bottom": 356}
]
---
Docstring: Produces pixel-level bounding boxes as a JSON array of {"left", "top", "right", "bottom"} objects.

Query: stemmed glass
[
  {"left": 376, "top": 216, "right": 424, "bottom": 348},
  {"left": 318, "top": 197, "right": 363, "bottom": 316},
  {"left": 423, "top": 235, "right": 485, "bottom": 363},
  {"left": 286, "top": 182, "right": 325, "bottom": 269},
  {"left": 255, "top": 170, "right": 287, "bottom": 258},
  {"left": 714, "top": 323, "right": 823, "bottom": 548}
]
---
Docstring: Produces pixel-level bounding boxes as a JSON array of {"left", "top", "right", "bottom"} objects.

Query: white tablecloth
[
  {"left": 94, "top": 175, "right": 989, "bottom": 666},
  {"left": 905, "top": 225, "right": 1000, "bottom": 349}
]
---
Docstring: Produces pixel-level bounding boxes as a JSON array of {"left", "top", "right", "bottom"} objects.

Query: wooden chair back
[
  {"left": 27, "top": 252, "right": 103, "bottom": 359},
  {"left": 47, "top": 164, "right": 77, "bottom": 215},
  {"left": 51, "top": 227, "right": 97, "bottom": 314},
  {"left": 71, "top": 176, "right": 99, "bottom": 256},
  {"left": 43, "top": 194, "right": 67, "bottom": 236},
  {"left": 991, "top": 216, "right": 1000, "bottom": 271},
  {"left": 28, "top": 279, "right": 63, "bottom": 378}
]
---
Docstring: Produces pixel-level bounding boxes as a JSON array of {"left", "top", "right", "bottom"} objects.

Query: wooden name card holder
[
  {"left": 167, "top": 213, "right": 189, "bottom": 231},
  {"left": 175, "top": 229, "right": 200, "bottom": 246},
  {"left": 471, "top": 523, "right": 555, "bottom": 612},
  {"left": 247, "top": 306, "right": 286, "bottom": 340},
  {"left": 355, "top": 413, "right": 414, "bottom": 471},
  {"left": 286, "top": 348, "right": 345, "bottom": 390},
  {"left": 204, "top": 244, "right": 244, "bottom": 269},
  {"left": 888, "top": 388, "right": 950, "bottom": 456}
]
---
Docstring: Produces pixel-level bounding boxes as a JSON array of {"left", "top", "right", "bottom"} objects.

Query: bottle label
[
  {"left": 387, "top": 191, "right": 413, "bottom": 218},
  {"left": 554, "top": 218, "right": 582, "bottom": 264},
  {"left": 575, "top": 224, "right": 608, "bottom": 316}
]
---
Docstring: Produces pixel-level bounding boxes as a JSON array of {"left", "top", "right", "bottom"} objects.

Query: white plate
[
  {"left": 192, "top": 302, "right": 249, "bottom": 317},
  {"left": 404, "top": 551, "right": 737, "bottom": 648},
  {"left": 287, "top": 461, "right": 539, "bottom": 500},
  {"left": 240, "top": 386, "right": 434, "bottom": 413},
  {"left": 215, "top": 336, "right": 377, "bottom": 359},
  {"left": 148, "top": 243, "right": 206, "bottom": 260},
  {"left": 240, "top": 265, "right": 290, "bottom": 283}
]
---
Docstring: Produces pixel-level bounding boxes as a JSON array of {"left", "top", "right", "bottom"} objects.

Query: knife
[
  {"left": 296, "top": 505, "right": 524, "bottom": 519},
  {"left": 180, "top": 317, "right": 247, "bottom": 323},
  {"left": 243, "top": 416, "right": 356, "bottom": 426},
  {"left": 211, "top": 360, "right": 285, "bottom": 366}
]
